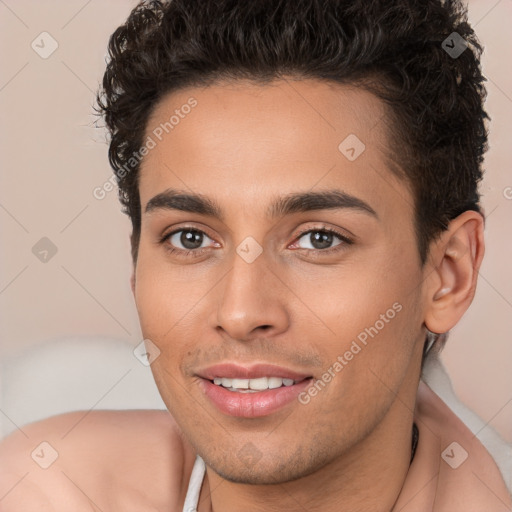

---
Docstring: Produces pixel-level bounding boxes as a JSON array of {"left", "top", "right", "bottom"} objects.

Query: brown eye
[
  {"left": 297, "top": 230, "right": 342, "bottom": 250},
  {"left": 173, "top": 229, "right": 206, "bottom": 249},
  {"left": 295, "top": 228, "right": 352, "bottom": 251},
  {"left": 163, "top": 228, "right": 215, "bottom": 252}
]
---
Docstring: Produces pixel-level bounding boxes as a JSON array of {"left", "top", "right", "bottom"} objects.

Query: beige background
[{"left": 1, "top": 0, "right": 511, "bottom": 441}]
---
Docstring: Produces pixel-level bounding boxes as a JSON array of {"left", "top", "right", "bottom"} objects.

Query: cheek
[
  {"left": 313, "top": 249, "right": 421, "bottom": 347},
  {"left": 305, "top": 245, "right": 424, "bottom": 401},
  {"left": 133, "top": 248, "right": 217, "bottom": 404},
  {"left": 133, "top": 256, "right": 196, "bottom": 411},
  {"left": 134, "top": 246, "right": 206, "bottom": 340},
  {"left": 133, "top": 260, "right": 167, "bottom": 339}
]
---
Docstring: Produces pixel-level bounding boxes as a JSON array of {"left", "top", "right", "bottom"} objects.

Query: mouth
[{"left": 196, "top": 363, "right": 314, "bottom": 418}]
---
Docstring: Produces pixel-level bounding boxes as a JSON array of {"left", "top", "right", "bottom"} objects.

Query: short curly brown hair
[{"left": 96, "top": 0, "right": 489, "bottom": 269}]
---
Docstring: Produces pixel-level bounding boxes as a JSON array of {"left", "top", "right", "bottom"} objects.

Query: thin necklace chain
[{"left": 410, "top": 422, "right": 419, "bottom": 463}]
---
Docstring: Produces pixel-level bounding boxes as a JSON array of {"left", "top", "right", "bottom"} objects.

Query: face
[{"left": 134, "top": 78, "right": 428, "bottom": 484}]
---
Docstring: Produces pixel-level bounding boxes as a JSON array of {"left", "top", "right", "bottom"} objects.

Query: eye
[
  {"left": 160, "top": 227, "right": 218, "bottom": 257},
  {"left": 292, "top": 227, "right": 353, "bottom": 253}
]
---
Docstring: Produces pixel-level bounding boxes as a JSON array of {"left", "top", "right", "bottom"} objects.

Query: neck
[{"left": 198, "top": 379, "right": 420, "bottom": 512}]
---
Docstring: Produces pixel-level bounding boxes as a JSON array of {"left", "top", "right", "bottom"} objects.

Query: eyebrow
[{"left": 145, "top": 188, "right": 378, "bottom": 220}]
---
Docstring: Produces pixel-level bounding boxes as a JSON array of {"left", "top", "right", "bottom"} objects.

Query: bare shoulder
[{"left": 0, "top": 409, "right": 194, "bottom": 511}]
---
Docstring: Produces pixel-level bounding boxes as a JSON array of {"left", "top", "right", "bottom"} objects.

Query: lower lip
[{"left": 200, "top": 378, "right": 312, "bottom": 418}]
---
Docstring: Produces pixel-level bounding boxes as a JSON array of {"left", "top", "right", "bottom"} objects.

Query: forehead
[{"left": 139, "top": 78, "right": 411, "bottom": 219}]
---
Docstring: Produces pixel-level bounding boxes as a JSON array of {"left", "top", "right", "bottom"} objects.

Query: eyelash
[{"left": 158, "top": 225, "right": 354, "bottom": 259}]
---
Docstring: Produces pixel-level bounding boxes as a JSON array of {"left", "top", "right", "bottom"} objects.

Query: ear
[{"left": 423, "top": 210, "right": 485, "bottom": 334}]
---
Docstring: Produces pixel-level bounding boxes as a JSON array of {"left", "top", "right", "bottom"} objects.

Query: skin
[
  {"left": 132, "top": 78, "right": 484, "bottom": 511},
  {"left": 0, "top": 78, "right": 488, "bottom": 511}
]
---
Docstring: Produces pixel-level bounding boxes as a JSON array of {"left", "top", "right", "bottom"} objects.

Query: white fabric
[
  {"left": 0, "top": 336, "right": 166, "bottom": 439},
  {"left": 182, "top": 455, "right": 206, "bottom": 512},
  {"left": 422, "top": 351, "right": 512, "bottom": 494}
]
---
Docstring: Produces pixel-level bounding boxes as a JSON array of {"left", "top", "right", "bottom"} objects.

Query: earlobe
[{"left": 424, "top": 211, "right": 485, "bottom": 334}]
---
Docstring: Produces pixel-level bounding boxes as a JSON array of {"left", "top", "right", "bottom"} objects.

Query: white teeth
[
  {"left": 249, "top": 377, "right": 268, "bottom": 390},
  {"left": 231, "top": 379, "right": 249, "bottom": 389},
  {"left": 212, "top": 376, "right": 297, "bottom": 391},
  {"left": 268, "top": 377, "right": 283, "bottom": 389}
]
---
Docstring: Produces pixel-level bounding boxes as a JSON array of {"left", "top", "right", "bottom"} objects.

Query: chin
[
  {"left": 212, "top": 464, "right": 310, "bottom": 486},
  {"left": 203, "top": 446, "right": 335, "bottom": 485}
]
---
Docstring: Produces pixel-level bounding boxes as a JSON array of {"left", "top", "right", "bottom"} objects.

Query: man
[{"left": 1, "top": 0, "right": 511, "bottom": 510}]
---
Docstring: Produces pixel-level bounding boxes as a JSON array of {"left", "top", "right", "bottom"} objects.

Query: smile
[{"left": 196, "top": 363, "right": 314, "bottom": 418}]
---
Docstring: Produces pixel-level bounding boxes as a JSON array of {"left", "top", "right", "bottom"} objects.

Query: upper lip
[{"left": 197, "top": 363, "right": 312, "bottom": 381}]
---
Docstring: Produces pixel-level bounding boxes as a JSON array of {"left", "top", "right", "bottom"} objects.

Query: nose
[{"left": 210, "top": 249, "right": 290, "bottom": 342}]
